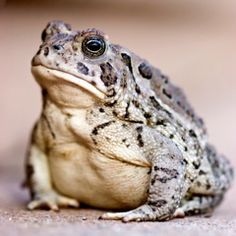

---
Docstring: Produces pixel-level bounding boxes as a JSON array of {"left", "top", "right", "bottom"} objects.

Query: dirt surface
[
  {"left": 0, "top": 171, "right": 236, "bottom": 236},
  {"left": 0, "top": 0, "right": 236, "bottom": 235}
]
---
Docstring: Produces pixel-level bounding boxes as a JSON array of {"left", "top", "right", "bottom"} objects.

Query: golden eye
[{"left": 82, "top": 36, "right": 106, "bottom": 58}]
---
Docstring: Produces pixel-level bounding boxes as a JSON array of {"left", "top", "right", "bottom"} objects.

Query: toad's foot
[
  {"left": 100, "top": 204, "right": 171, "bottom": 222},
  {"left": 173, "top": 208, "right": 185, "bottom": 218},
  {"left": 27, "top": 191, "right": 79, "bottom": 211}
]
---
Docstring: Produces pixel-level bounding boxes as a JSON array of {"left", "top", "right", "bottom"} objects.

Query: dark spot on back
[
  {"left": 156, "top": 119, "right": 166, "bottom": 126},
  {"left": 77, "top": 62, "right": 89, "bottom": 75},
  {"left": 192, "top": 161, "right": 200, "bottom": 169},
  {"left": 151, "top": 179, "right": 155, "bottom": 185},
  {"left": 161, "top": 74, "right": 169, "bottom": 84},
  {"left": 186, "top": 109, "right": 195, "bottom": 119},
  {"left": 121, "top": 76, "right": 127, "bottom": 88},
  {"left": 137, "top": 128, "right": 144, "bottom": 147},
  {"left": 136, "top": 126, "right": 143, "bottom": 133},
  {"left": 121, "top": 53, "right": 133, "bottom": 73},
  {"left": 92, "top": 121, "right": 115, "bottom": 136},
  {"left": 184, "top": 159, "right": 188, "bottom": 165},
  {"left": 144, "top": 112, "right": 152, "bottom": 119},
  {"left": 162, "top": 88, "right": 172, "bottom": 99},
  {"left": 122, "top": 123, "right": 128, "bottom": 128},
  {"left": 132, "top": 100, "right": 140, "bottom": 108},
  {"left": 128, "top": 120, "right": 144, "bottom": 124},
  {"left": 149, "top": 96, "right": 161, "bottom": 110},
  {"left": 199, "top": 170, "right": 206, "bottom": 175},
  {"left": 92, "top": 128, "right": 98, "bottom": 135},
  {"left": 100, "top": 62, "right": 117, "bottom": 86},
  {"left": 177, "top": 100, "right": 183, "bottom": 108},
  {"left": 138, "top": 62, "right": 152, "bottom": 79},
  {"left": 112, "top": 110, "right": 118, "bottom": 116},
  {"left": 135, "top": 84, "right": 141, "bottom": 94},
  {"left": 99, "top": 108, "right": 105, "bottom": 113},
  {"left": 124, "top": 101, "right": 130, "bottom": 118},
  {"left": 189, "top": 129, "right": 197, "bottom": 138}
]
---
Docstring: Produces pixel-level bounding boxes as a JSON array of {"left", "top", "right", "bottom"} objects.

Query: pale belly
[{"left": 49, "top": 143, "right": 149, "bottom": 210}]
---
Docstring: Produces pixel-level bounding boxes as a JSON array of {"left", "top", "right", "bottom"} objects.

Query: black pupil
[{"left": 86, "top": 39, "right": 102, "bottom": 52}]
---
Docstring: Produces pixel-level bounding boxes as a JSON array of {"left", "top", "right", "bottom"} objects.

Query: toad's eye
[{"left": 82, "top": 36, "right": 106, "bottom": 58}]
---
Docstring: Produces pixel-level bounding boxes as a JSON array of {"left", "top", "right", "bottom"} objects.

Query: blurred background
[{"left": 0, "top": 0, "right": 235, "bottom": 214}]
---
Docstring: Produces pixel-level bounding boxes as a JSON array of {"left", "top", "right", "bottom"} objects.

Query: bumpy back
[
  {"left": 150, "top": 68, "right": 207, "bottom": 135},
  {"left": 205, "top": 144, "right": 234, "bottom": 193}
]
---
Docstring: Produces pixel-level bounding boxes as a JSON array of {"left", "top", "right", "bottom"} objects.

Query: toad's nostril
[
  {"left": 53, "top": 45, "right": 63, "bottom": 51},
  {"left": 44, "top": 47, "right": 49, "bottom": 56}
]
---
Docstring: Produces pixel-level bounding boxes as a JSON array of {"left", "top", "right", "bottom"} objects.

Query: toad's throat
[{"left": 31, "top": 65, "right": 105, "bottom": 99}]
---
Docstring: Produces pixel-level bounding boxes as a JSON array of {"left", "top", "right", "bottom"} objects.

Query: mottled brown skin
[{"left": 25, "top": 21, "right": 234, "bottom": 222}]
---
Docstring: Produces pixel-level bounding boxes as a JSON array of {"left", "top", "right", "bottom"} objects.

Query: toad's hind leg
[
  {"left": 189, "top": 144, "right": 234, "bottom": 199},
  {"left": 174, "top": 195, "right": 223, "bottom": 217},
  {"left": 175, "top": 144, "right": 233, "bottom": 218},
  {"left": 100, "top": 130, "right": 188, "bottom": 222},
  {"left": 194, "top": 144, "right": 233, "bottom": 194}
]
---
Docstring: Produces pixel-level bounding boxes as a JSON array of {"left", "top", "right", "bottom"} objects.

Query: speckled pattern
[
  {"left": 1, "top": 0, "right": 236, "bottom": 235},
  {"left": 26, "top": 19, "right": 233, "bottom": 221},
  {"left": 0, "top": 171, "right": 236, "bottom": 236}
]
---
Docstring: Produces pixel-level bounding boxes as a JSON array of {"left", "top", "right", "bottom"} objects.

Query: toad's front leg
[
  {"left": 26, "top": 144, "right": 79, "bottom": 211},
  {"left": 100, "top": 131, "right": 187, "bottom": 222},
  {"left": 25, "top": 123, "right": 79, "bottom": 211}
]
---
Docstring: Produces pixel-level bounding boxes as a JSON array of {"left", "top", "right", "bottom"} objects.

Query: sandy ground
[
  {"left": 0, "top": 0, "right": 236, "bottom": 235},
  {"left": 0, "top": 158, "right": 236, "bottom": 236}
]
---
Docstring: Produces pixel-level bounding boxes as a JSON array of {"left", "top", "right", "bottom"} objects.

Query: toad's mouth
[{"left": 31, "top": 65, "right": 105, "bottom": 99}]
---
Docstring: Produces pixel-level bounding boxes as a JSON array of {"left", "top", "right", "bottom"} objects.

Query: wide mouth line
[
  {"left": 32, "top": 64, "right": 106, "bottom": 98},
  {"left": 32, "top": 64, "right": 92, "bottom": 84}
]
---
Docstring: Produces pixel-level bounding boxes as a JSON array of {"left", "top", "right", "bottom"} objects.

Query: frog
[{"left": 25, "top": 20, "right": 234, "bottom": 222}]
